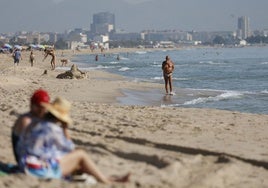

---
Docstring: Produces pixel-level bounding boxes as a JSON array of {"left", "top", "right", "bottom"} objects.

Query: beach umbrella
[
  {"left": 37, "top": 45, "right": 45, "bottom": 49},
  {"left": 44, "top": 45, "right": 54, "bottom": 49},
  {"left": 30, "top": 44, "right": 36, "bottom": 48},
  {"left": 14, "top": 45, "right": 22, "bottom": 50},
  {"left": 29, "top": 44, "right": 38, "bottom": 50},
  {"left": 3, "top": 44, "right": 12, "bottom": 49}
]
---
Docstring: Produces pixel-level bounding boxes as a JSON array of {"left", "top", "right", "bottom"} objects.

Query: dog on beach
[{"left": 60, "top": 59, "right": 70, "bottom": 66}]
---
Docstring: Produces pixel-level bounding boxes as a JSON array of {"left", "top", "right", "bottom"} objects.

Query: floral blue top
[{"left": 17, "top": 121, "right": 75, "bottom": 169}]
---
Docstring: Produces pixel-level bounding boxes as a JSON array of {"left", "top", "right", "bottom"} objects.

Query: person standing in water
[
  {"left": 162, "top": 55, "right": 175, "bottom": 95},
  {"left": 95, "top": 54, "right": 98, "bottom": 61}
]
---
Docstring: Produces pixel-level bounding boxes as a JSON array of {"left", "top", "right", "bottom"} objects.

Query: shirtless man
[
  {"left": 162, "top": 56, "right": 175, "bottom": 95},
  {"left": 43, "top": 48, "right": 56, "bottom": 70}
]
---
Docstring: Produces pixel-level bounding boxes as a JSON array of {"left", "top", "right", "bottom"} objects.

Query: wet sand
[{"left": 118, "top": 88, "right": 222, "bottom": 107}]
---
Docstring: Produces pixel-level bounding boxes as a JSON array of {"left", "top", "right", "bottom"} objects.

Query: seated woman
[
  {"left": 12, "top": 89, "right": 50, "bottom": 164},
  {"left": 17, "top": 97, "right": 130, "bottom": 184}
]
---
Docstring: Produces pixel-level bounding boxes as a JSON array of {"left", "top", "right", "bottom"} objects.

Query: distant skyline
[{"left": 0, "top": 0, "right": 268, "bottom": 33}]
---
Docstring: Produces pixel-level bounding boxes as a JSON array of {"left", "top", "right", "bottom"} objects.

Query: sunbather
[{"left": 16, "top": 97, "right": 130, "bottom": 184}]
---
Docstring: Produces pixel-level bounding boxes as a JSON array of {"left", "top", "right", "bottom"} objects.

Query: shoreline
[
  {"left": 0, "top": 48, "right": 268, "bottom": 187},
  {"left": 67, "top": 47, "right": 268, "bottom": 115}
]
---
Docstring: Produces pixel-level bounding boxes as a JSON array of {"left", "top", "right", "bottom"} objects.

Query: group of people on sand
[
  {"left": 12, "top": 47, "right": 69, "bottom": 70},
  {"left": 12, "top": 46, "right": 175, "bottom": 95},
  {"left": 11, "top": 89, "right": 130, "bottom": 184},
  {"left": 9, "top": 53, "right": 174, "bottom": 184},
  {"left": 12, "top": 49, "right": 35, "bottom": 67}
]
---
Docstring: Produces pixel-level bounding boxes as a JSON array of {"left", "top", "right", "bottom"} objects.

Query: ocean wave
[
  {"left": 173, "top": 77, "right": 189, "bottom": 81},
  {"left": 120, "top": 57, "right": 129, "bottom": 60},
  {"left": 261, "top": 90, "right": 268, "bottom": 94},
  {"left": 119, "top": 67, "right": 131, "bottom": 71},
  {"left": 110, "top": 61, "right": 120, "bottom": 64},
  {"left": 183, "top": 91, "right": 243, "bottom": 105},
  {"left": 150, "top": 77, "right": 188, "bottom": 81},
  {"left": 151, "top": 62, "right": 161, "bottom": 67},
  {"left": 199, "top": 61, "right": 222, "bottom": 65},
  {"left": 151, "top": 77, "right": 162, "bottom": 80},
  {"left": 161, "top": 104, "right": 178, "bottom": 107},
  {"left": 261, "top": 62, "right": 268, "bottom": 65},
  {"left": 135, "top": 51, "right": 147, "bottom": 54},
  {"left": 96, "top": 65, "right": 116, "bottom": 69}
]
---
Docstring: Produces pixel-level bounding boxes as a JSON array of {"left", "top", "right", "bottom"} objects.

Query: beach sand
[{"left": 0, "top": 48, "right": 268, "bottom": 188}]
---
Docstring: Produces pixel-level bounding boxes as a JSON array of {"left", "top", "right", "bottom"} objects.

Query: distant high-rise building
[
  {"left": 90, "top": 12, "right": 115, "bottom": 35},
  {"left": 237, "top": 16, "right": 251, "bottom": 39}
]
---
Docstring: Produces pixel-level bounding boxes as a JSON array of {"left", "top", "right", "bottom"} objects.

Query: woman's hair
[{"left": 44, "top": 112, "right": 58, "bottom": 122}]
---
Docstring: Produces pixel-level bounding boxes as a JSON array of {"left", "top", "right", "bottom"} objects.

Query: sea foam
[{"left": 183, "top": 91, "right": 243, "bottom": 105}]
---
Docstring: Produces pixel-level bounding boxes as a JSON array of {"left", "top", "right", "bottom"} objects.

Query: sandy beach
[{"left": 0, "top": 48, "right": 268, "bottom": 188}]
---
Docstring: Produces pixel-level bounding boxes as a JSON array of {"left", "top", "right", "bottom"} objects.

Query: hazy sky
[{"left": 1, "top": 0, "right": 268, "bottom": 33}]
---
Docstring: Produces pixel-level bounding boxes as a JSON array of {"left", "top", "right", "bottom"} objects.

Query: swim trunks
[{"left": 164, "top": 72, "right": 172, "bottom": 78}]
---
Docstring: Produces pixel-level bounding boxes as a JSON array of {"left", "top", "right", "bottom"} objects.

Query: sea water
[{"left": 70, "top": 46, "right": 268, "bottom": 114}]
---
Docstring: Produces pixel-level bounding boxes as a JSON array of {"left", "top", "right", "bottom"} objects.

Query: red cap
[{"left": 30, "top": 89, "right": 50, "bottom": 105}]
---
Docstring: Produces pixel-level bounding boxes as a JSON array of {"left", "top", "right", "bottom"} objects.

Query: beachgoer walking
[
  {"left": 95, "top": 54, "right": 98, "bottom": 61},
  {"left": 162, "top": 55, "right": 175, "bottom": 95},
  {"left": 12, "top": 89, "right": 50, "bottom": 164},
  {"left": 13, "top": 49, "right": 22, "bottom": 66},
  {"left": 43, "top": 48, "right": 56, "bottom": 70},
  {"left": 17, "top": 97, "right": 130, "bottom": 184},
  {"left": 29, "top": 51, "right": 35, "bottom": 67}
]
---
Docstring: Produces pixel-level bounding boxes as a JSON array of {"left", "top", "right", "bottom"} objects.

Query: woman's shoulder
[
  {"left": 30, "top": 121, "right": 53, "bottom": 133},
  {"left": 26, "top": 122, "right": 61, "bottom": 141}
]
